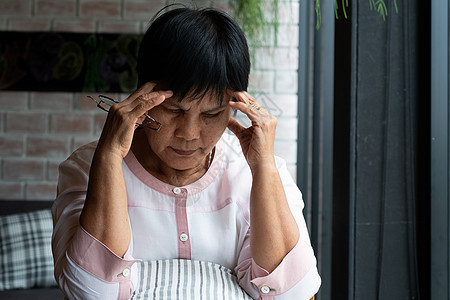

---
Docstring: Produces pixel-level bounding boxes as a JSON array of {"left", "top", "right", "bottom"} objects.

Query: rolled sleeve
[
  {"left": 250, "top": 238, "right": 319, "bottom": 299},
  {"left": 68, "top": 226, "right": 139, "bottom": 283},
  {"left": 65, "top": 225, "right": 140, "bottom": 300}
]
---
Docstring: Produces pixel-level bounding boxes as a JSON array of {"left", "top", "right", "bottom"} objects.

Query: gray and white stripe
[{"left": 131, "top": 259, "right": 254, "bottom": 300}]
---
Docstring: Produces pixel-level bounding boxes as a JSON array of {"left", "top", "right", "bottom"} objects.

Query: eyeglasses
[{"left": 87, "top": 95, "right": 162, "bottom": 131}]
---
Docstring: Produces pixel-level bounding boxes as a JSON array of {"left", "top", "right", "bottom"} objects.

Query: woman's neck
[{"left": 131, "top": 132, "right": 210, "bottom": 187}]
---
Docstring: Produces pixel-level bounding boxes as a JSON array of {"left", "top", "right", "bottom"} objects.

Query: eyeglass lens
[{"left": 98, "top": 95, "right": 118, "bottom": 107}]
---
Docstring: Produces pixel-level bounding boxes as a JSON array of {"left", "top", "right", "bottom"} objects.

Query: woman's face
[{"left": 142, "top": 92, "right": 232, "bottom": 171}]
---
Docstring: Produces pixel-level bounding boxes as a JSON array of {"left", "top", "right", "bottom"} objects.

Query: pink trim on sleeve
[
  {"left": 118, "top": 281, "right": 135, "bottom": 300},
  {"left": 67, "top": 225, "right": 140, "bottom": 283},
  {"left": 250, "top": 239, "right": 316, "bottom": 296}
]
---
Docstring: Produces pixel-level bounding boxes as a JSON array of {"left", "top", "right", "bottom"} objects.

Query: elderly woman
[{"left": 52, "top": 6, "right": 320, "bottom": 300}]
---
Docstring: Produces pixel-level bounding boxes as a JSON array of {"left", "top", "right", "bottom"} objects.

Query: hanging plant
[
  {"left": 230, "top": 0, "right": 280, "bottom": 46},
  {"left": 229, "top": 0, "right": 400, "bottom": 45},
  {"left": 315, "top": 0, "right": 399, "bottom": 29}
]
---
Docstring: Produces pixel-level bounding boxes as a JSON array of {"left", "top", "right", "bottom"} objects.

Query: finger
[
  {"left": 243, "top": 91, "right": 257, "bottom": 104},
  {"left": 120, "top": 82, "right": 173, "bottom": 110},
  {"left": 139, "top": 89, "right": 173, "bottom": 103},
  {"left": 131, "top": 82, "right": 158, "bottom": 101},
  {"left": 231, "top": 91, "right": 263, "bottom": 111},
  {"left": 129, "top": 92, "right": 169, "bottom": 116},
  {"left": 231, "top": 91, "right": 251, "bottom": 105},
  {"left": 235, "top": 91, "right": 258, "bottom": 106},
  {"left": 243, "top": 92, "right": 263, "bottom": 111},
  {"left": 137, "top": 81, "right": 158, "bottom": 95},
  {"left": 119, "top": 82, "right": 157, "bottom": 106},
  {"left": 227, "top": 118, "right": 246, "bottom": 136},
  {"left": 228, "top": 100, "right": 260, "bottom": 120},
  {"left": 121, "top": 84, "right": 172, "bottom": 116},
  {"left": 109, "top": 91, "right": 169, "bottom": 129}
]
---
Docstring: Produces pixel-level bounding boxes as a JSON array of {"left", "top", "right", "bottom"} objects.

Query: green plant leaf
[
  {"left": 315, "top": 0, "right": 322, "bottom": 30},
  {"left": 316, "top": 0, "right": 399, "bottom": 29},
  {"left": 230, "top": 0, "right": 279, "bottom": 46}
]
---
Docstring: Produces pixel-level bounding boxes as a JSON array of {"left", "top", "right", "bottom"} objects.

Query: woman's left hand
[{"left": 227, "top": 91, "right": 277, "bottom": 172}]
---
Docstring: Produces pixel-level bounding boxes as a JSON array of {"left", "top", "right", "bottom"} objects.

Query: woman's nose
[{"left": 174, "top": 116, "right": 201, "bottom": 141}]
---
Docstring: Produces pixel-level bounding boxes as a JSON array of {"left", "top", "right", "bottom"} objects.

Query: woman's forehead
[{"left": 165, "top": 91, "right": 231, "bottom": 108}]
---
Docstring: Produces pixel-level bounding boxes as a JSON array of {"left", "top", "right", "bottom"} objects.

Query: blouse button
[
  {"left": 122, "top": 268, "right": 130, "bottom": 277},
  {"left": 173, "top": 187, "right": 182, "bottom": 194},
  {"left": 260, "top": 285, "right": 270, "bottom": 294},
  {"left": 179, "top": 232, "right": 189, "bottom": 242}
]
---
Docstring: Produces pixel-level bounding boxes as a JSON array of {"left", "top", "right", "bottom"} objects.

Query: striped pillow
[{"left": 131, "top": 259, "right": 254, "bottom": 300}]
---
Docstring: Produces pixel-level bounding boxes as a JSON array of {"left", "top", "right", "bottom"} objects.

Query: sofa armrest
[{"left": 0, "top": 200, "right": 53, "bottom": 216}]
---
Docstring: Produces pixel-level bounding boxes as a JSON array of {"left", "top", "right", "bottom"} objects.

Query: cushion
[
  {"left": 0, "top": 209, "right": 57, "bottom": 291},
  {"left": 131, "top": 259, "right": 254, "bottom": 299}
]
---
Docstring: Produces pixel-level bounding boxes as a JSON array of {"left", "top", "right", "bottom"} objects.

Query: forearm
[
  {"left": 250, "top": 163, "right": 299, "bottom": 273},
  {"left": 79, "top": 149, "right": 130, "bottom": 257}
]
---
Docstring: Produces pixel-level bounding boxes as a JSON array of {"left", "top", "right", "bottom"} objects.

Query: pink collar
[{"left": 123, "top": 139, "right": 225, "bottom": 196}]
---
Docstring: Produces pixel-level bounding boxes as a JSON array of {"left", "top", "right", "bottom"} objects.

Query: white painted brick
[
  {"left": 0, "top": 92, "right": 28, "bottom": 110},
  {"left": 26, "top": 182, "right": 57, "bottom": 200},
  {"left": 0, "top": 182, "right": 23, "bottom": 199},
  {"left": 98, "top": 20, "right": 141, "bottom": 33},
  {"left": 30, "top": 92, "right": 73, "bottom": 110},
  {"left": 265, "top": 94, "right": 298, "bottom": 117},
  {"left": 275, "top": 71, "right": 298, "bottom": 93},
  {"left": 8, "top": 18, "right": 51, "bottom": 31},
  {"left": 0, "top": 0, "right": 32, "bottom": 16},
  {"left": 249, "top": 71, "right": 275, "bottom": 93},
  {"left": 274, "top": 140, "right": 297, "bottom": 163},
  {"left": 72, "top": 136, "right": 97, "bottom": 151},
  {"left": 277, "top": 24, "right": 299, "bottom": 47},
  {"left": 53, "top": 20, "right": 95, "bottom": 33},
  {"left": 275, "top": 117, "right": 298, "bottom": 140},
  {"left": 279, "top": 0, "right": 299, "bottom": 24}
]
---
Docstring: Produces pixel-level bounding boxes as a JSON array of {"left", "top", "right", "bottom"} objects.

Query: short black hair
[{"left": 136, "top": 6, "right": 250, "bottom": 104}]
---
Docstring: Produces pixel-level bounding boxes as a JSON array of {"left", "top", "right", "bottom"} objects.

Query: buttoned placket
[
  {"left": 259, "top": 284, "right": 275, "bottom": 300},
  {"left": 173, "top": 187, "right": 191, "bottom": 259}
]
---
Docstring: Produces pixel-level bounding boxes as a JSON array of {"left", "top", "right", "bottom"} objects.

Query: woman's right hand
[
  {"left": 96, "top": 82, "right": 173, "bottom": 159},
  {"left": 81, "top": 82, "right": 172, "bottom": 256}
]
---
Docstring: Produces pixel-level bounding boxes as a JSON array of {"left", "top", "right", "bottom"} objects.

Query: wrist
[
  {"left": 94, "top": 144, "right": 126, "bottom": 163},
  {"left": 250, "top": 157, "right": 277, "bottom": 175}
]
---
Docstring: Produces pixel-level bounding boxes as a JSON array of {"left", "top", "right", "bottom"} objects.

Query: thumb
[{"left": 227, "top": 118, "right": 245, "bottom": 137}]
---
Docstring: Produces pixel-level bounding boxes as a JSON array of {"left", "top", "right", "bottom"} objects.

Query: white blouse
[{"left": 52, "top": 133, "right": 321, "bottom": 300}]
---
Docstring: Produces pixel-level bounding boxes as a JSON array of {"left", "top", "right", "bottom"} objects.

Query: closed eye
[
  {"left": 203, "top": 112, "right": 221, "bottom": 118},
  {"left": 164, "top": 107, "right": 183, "bottom": 114}
]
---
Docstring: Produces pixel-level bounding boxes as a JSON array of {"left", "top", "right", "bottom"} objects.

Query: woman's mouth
[{"left": 171, "top": 148, "right": 197, "bottom": 156}]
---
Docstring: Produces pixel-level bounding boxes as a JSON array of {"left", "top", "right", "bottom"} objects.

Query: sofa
[{"left": 0, "top": 200, "right": 64, "bottom": 299}]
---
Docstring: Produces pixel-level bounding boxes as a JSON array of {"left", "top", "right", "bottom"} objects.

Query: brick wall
[{"left": 0, "top": 0, "right": 299, "bottom": 200}]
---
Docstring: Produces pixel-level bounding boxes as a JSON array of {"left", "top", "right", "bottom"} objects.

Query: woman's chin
[{"left": 164, "top": 157, "right": 203, "bottom": 171}]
